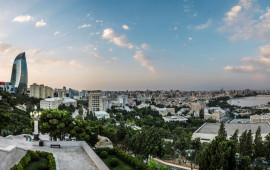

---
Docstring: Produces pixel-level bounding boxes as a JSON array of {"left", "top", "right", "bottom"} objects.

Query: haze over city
[{"left": 0, "top": 0, "right": 270, "bottom": 90}]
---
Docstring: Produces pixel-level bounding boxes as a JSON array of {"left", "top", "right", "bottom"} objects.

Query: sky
[{"left": 0, "top": 0, "right": 270, "bottom": 91}]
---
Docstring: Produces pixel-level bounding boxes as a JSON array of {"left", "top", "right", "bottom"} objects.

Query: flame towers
[{"left": 10, "top": 52, "right": 28, "bottom": 94}]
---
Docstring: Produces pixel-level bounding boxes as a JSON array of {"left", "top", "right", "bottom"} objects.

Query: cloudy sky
[{"left": 0, "top": 0, "right": 270, "bottom": 90}]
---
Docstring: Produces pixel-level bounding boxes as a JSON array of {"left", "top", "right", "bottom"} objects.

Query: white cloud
[
  {"left": 96, "top": 20, "right": 103, "bottom": 23},
  {"left": 54, "top": 31, "right": 60, "bottom": 35},
  {"left": 260, "top": 43, "right": 270, "bottom": 57},
  {"left": 36, "top": 19, "right": 47, "bottom": 27},
  {"left": 224, "top": 65, "right": 254, "bottom": 72},
  {"left": 102, "top": 28, "right": 133, "bottom": 49},
  {"left": 225, "top": 5, "right": 242, "bottom": 22},
  {"left": 194, "top": 19, "right": 212, "bottom": 30},
  {"left": 86, "top": 13, "right": 91, "bottom": 17},
  {"left": 220, "top": 0, "right": 270, "bottom": 41},
  {"left": 122, "top": 25, "right": 129, "bottom": 30},
  {"left": 78, "top": 24, "right": 91, "bottom": 29},
  {"left": 225, "top": 43, "right": 270, "bottom": 75},
  {"left": 240, "top": 0, "right": 253, "bottom": 10},
  {"left": 188, "top": 37, "right": 192, "bottom": 41},
  {"left": 141, "top": 43, "right": 150, "bottom": 49},
  {"left": 133, "top": 51, "right": 156, "bottom": 74},
  {"left": 112, "top": 57, "right": 118, "bottom": 60},
  {"left": 12, "top": 15, "right": 34, "bottom": 23},
  {"left": 174, "top": 26, "right": 178, "bottom": 31}
]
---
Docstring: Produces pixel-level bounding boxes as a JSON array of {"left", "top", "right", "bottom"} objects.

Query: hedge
[
  {"left": 95, "top": 147, "right": 148, "bottom": 170},
  {"left": 10, "top": 150, "right": 56, "bottom": 170}
]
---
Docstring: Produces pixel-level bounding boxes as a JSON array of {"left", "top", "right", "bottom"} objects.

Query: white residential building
[
  {"left": 192, "top": 123, "right": 270, "bottom": 143},
  {"left": 30, "top": 83, "right": 54, "bottom": 99},
  {"left": 94, "top": 111, "right": 110, "bottom": 119},
  {"left": 250, "top": 114, "right": 270, "bottom": 123},
  {"left": 163, "top": 116, "right": 188, "bottom": 122},
  {"left": 88, "top": 90, "right": 107, "bottom": 112},
  {"left": 204, "top": 107, "right": 226, "bottom": 122},
  {"left": 40, "top": 97, "right": 77, "bottom": 110}
]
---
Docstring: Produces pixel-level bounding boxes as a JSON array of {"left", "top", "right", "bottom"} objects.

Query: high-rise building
[
  {"left": 10, "top": 52, "right": 28, "bottom": 94},
  {"left": 88, "top": 90, "right": 107, "bottom": 112},
  {"left": 30, "top": 83, "right": 54, "bottom": 99}
]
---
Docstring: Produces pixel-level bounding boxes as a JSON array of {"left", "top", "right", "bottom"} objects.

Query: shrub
[
  {"left": 37, "top": 163, "right": 48, "bottom": 170},
  {"left": 31, "top": 152, "right": 40, "bottom": 161},
  {"left": 10, "top": 150, "right": 56, "bottom": 170},
  {"left": 110, "top": 158, "right": 119, "bottom": 167},
  {"left": 100, "top": 151, "right": 108, "bottom": 159},
  {"left": 94, "top": 147, "right": 148, "bottom": 170}
]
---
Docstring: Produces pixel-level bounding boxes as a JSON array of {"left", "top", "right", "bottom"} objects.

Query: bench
[{"left": 50, "top": 144, "right": 61, "bottom": 148}]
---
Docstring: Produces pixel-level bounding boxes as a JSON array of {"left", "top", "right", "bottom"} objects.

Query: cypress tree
[
  {"left": 239, "top": 130, "right": 247, "bottom": 156},
  {"left": 218, "top": 122, "right": 227, "bottom": 140},
  {"left": 264, "top": 133, "right": 270, "bottom": 164},
  {"left": 198, "top": 136, "right": 236, "bottom": 170},
  {"left": 254, "top": 126, "right": 264, "bottom": 158},
  {"left": 230, "top": 129, "right": 239, "bottom": 142},
  {"left": 246, "top": 130, "right": 253, "bottom": 158}
]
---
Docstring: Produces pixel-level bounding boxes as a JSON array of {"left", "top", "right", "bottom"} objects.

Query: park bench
[{"left": 50, "top": 144, "right": 61, "bottom": 148}]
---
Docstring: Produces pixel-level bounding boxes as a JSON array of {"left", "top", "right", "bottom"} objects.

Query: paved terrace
[
  {"left": 196, "top": 122, "right": 270, "bottom": 136},
  {"left": 0, "top": 135, "right": 108, "bottom": 170}
]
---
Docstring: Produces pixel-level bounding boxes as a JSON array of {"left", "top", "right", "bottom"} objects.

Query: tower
[{"left": 10, "top": 52, "right": 28, "bottom": 94}]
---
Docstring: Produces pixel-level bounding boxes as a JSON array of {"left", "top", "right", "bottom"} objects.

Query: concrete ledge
[
  {"left": 81, "top": 142, "right": 109, "bottom": 170},
  {"left": 0, "top": 145, "right": 16, "bottom": 152}
]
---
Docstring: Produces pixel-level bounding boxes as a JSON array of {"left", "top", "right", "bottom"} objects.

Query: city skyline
[{"left": 0, "top": 0, "right": 270, "bottom": 90}]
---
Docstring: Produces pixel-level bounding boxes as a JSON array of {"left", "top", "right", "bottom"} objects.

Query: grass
[
  {"left": 24, "top": 157, "right": 48, "bottom": 170},
  {"left": 102, "top": 155, "right": 134, "bottom": 170}
]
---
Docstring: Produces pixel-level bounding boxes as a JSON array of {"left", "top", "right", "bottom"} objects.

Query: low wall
[{"left": 0, "top": 148, "right": 26, "bottom": 170}]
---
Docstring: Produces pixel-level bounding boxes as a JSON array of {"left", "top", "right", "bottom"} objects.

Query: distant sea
[{"left": 227, "top": 95, "right": 270, "bottom": 107}]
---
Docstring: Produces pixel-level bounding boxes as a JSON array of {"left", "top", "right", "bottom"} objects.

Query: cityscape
[{"left": 1, "top": 0, "right": 270, "bottom": 170}]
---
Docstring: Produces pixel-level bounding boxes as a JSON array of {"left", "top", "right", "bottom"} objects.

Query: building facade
[
  {"left": 88, "top": 90, "right": 107, "bottom": 112},
  {"left": 40, "top": 97, "right": 77, "bottom": 110},
  {"left": 250, "top": 114, "right": 270, "bottom": 123},
  {"left": 30, "top": 83, "right": 54, "bottom": 99},
  {"left": 10, "top": 52, "right": 28, "bottom": 94}
]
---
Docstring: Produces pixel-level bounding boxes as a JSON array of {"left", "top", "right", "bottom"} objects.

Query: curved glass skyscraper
[{"left": 10, "top": 52, "right": 28, "bottom": 94}]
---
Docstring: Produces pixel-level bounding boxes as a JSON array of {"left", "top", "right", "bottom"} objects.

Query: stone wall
[{"left": 0, "top": 148, "right": 26, "bottom": 170}]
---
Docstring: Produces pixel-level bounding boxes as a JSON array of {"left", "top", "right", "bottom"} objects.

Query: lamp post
[
  {"left": 30, "top": 106, "right": 41, "bottom": 141},
  {"left": 188, "top": 152, "right": 193, "bottom": 170}
]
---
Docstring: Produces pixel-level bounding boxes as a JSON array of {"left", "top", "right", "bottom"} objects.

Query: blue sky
[{"left": 0, "top": 0, "right": 270, "bottom": 90}]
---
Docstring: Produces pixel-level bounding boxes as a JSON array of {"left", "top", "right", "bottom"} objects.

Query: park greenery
[{"left": 10, "top": 150, "right": 56, "bottom": 170}]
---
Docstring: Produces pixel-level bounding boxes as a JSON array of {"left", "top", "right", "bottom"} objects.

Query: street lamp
[
  {"left": 188, "top": 152, "right": 193, "bottom": 170},
  {"left": 30, "top": 106, "right": 41, "bottom": 141}
]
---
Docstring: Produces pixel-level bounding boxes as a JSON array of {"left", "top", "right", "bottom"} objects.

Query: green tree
[
  {"left": 191, "top": 138, "right": 202, "bottom": 165},
  {"left": 198, "top": 136, "right": 236, "bottom": 170},
  {"left": 0, "top": 110, "right": 11, "bottom": 135},
  {"left": 237, "top": 156, "right": 251, "bottom": 170},
  {"left": 239, "top": 130, "right": 253, "bottom": 158},
  {"left": 116, "top": 120, "right": 127, "bottom": 143},
  {"left": 264, "top": 133, "right": 270, "bottom": 164},
  {"left": 254, "top": 126, "right": 264, "bottom": 158},
  {"left": 78, "top": 106, "right": 83, "bottom": 115},
  {"left": 75, "top": 114, "right": 83, "bottom": 120},
  {"left": 70, "top": 119, "right": 99, "bottom": 147},
  {"left": 39, "top": 109, "right": 73, "bottom": 140},
  {"left": 218, "top": 122, "right": 227, "bottom": 140},
  {"left": 230, "top": 129, "right": 239, "bottom": 143},
  {"left": 130, "top": 126, "right": 164, "bottom": 161}
]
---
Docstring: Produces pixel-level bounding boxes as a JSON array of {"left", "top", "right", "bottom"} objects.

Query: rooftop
[
  {"left": 0, "top": 135, "right": 108, "bottom": 170},
  {"left": 196, "top": 123, "right": 270, "bottom": 136}
]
